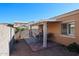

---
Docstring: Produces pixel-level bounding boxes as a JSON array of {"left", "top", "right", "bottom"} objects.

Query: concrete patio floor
[{"left": 10, "top": 40, "right": 79, "bottom": 56}]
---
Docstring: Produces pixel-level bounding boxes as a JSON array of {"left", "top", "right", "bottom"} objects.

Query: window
[{"left": 61, "top": 22, "right": 75, "bottom": 36}]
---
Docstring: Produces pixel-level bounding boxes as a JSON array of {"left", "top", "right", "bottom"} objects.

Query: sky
[{"left": 0, "top": 3, "right": 79, "bottom": 23}]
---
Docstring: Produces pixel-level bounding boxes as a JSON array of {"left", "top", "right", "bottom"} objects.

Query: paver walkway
[{"left": 10, "top": 40, "right": 79, "bottom": 56}]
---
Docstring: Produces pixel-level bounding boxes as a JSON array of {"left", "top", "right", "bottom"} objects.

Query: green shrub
[
  {"left": 15, "top": 27, "right": 28, "bottom": 33},
  {"left": 67, "top": 42, "right": 79, "bottom": 53}
]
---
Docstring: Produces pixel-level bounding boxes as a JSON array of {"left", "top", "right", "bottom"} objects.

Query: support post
[
  {"left": 43, "top": 23, "right": 47, "bottom": 47},
  {"left": 29, "top": 25, "right": 32, "bottom": 37}
]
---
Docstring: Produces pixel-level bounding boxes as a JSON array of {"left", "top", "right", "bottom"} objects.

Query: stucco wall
[
  {"left": 0, "top": 25, "right": 14, "bottom": 56},
  {"left": 47, "top": 13, "right": 79, "bottom": 46},
  {"left": 47, "top": 22, "right": 60, "bottom": 34}
]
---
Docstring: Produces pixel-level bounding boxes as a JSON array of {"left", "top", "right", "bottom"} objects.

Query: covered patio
[
  {"left": 24, "top": 20, "right": 61, "bottom": 51},
  {"left": 30, "top": 21, "right": 48, "bottom": 48}
]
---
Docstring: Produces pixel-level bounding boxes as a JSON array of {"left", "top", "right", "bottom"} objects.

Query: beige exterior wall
[
  {"left": 47, "top": 13, "right": 79, "bottom": 46},
  {"left": 32, "top": 25, "right": 39, "bottom": 29},
  {"left": 0, "top": 25, "right": 14, "bottom": 56},
  {"left": 47, "top": 22, "right": 60, "bottom": 34}
]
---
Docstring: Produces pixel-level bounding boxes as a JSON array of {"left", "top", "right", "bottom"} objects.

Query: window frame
[{"left": 61, "top": 21, "right": 75, "bottom": 37}]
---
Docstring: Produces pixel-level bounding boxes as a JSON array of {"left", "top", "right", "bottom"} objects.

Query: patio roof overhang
[{"left": 30, "top": 20, "right": 61, "bottom": 26}]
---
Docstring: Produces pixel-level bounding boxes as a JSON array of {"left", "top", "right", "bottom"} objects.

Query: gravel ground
[{"left": 10, "top": 40, "right": 79, "bottom": 56}]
